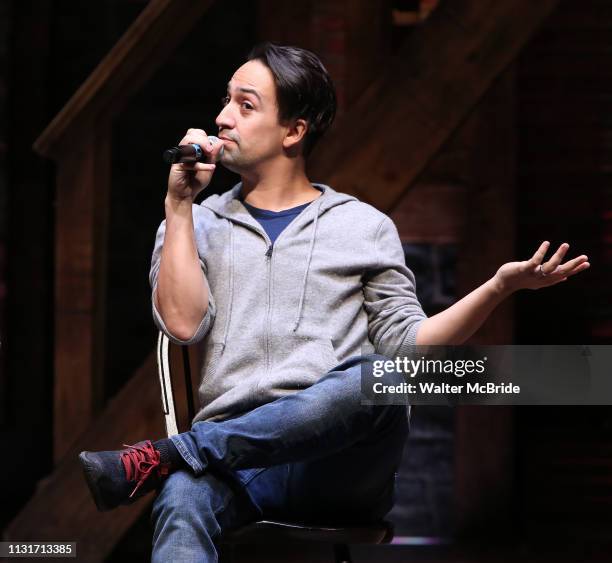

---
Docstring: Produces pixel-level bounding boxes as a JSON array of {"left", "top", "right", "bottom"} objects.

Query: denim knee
[{"left": 152, "top": 470, "right": 230, "bottom": 540}]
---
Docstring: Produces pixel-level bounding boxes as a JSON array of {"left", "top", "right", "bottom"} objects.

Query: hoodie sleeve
[
  {"left": 363, "top": 216, "right": 427, "bottom": 357},
  {"left": 149, "top": 217, "right": 216, "bottom": 346}
]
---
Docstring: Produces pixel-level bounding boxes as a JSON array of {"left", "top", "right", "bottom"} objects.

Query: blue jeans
[{"left": 151, "top": 354, "right": 410, "bottom": 562}]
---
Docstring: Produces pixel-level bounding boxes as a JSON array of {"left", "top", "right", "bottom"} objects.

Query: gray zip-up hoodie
[{"left": 150, "top": 182, "right": 427, "bottom": 423}]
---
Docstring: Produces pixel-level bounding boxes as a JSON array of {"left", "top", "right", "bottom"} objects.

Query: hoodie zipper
[
  {"left": 221, "top": 217, "right": 276, "bottom": 379},
  {"left": 265, "top": 243, "right": 274, "bottom": 377},
  {"left": 260, "top": 209, "right": 314, "bottom": 378},
  {"left": 213, "top": 200, "right": 320, "bottom": 395}
]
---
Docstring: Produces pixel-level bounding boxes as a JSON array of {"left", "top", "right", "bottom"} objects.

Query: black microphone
[{"left": 163, "top": 135, "right": 224, "bottom": 164}]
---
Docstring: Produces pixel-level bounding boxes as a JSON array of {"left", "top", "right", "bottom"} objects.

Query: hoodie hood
[{"left": 201, "top": 182, "right": 357, "bottom": 222}]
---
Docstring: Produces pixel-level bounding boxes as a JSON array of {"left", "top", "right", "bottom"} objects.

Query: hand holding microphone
[
  {"left": 166, "top": 129, "right": 224, "bottom": 202},
  {"left": 163, "top": 135, "right": 225, "bottom": 164}
]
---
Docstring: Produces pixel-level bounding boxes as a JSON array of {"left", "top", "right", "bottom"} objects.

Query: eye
[
  {"left": 241, "top": 101, "right": 254, "bottom": 111},
  {"left": 221, "top": 95, "right": 230, "bottom": 106}
]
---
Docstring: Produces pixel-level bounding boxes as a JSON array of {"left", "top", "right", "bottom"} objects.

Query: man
[{"left": 79, "top": 43, "right": 589, "bottom": 561}]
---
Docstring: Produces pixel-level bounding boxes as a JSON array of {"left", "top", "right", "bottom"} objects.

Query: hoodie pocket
[
  {"left": 201, "top": 342, "right": 225, "bottom": 382},
  {"left": 198, "top": 337, "right": 267, "bottom": 413},
  {"left": 266, "top": 334, "right": 339, "bottom": 394}
]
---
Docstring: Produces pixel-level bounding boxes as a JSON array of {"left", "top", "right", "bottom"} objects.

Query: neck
[{"left": 239, "top": 155, "right": 321, "bottom": 211}]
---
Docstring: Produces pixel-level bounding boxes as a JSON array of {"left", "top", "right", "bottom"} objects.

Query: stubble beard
[{"left": 220, "top": 145, "right": 260, "bottom": 175}]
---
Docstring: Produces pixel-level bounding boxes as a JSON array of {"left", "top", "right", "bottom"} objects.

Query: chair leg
[{"left": 333, "top": 543, "right": 352, "bottom": 563}]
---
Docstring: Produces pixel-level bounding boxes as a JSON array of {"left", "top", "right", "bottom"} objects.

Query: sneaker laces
[{"left": 120, "top": 440, "right": 169, "bottom": 498}]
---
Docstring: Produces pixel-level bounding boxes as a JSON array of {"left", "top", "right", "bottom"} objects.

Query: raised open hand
[{"left": 494, "top": 241, "right": 590, "bottom": 293}]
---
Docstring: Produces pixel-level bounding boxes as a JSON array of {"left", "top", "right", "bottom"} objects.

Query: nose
[{"left": 216, "top": 103, "right": 235, "bottom": 133}]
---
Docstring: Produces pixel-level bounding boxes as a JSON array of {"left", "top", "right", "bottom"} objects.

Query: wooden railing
[{"left": 33, "top": 0, "right": 215, "bottom": 464}]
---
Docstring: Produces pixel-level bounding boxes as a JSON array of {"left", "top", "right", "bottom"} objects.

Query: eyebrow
[{"left": 227, "top": 83, "right": 263, "bottom": 103}]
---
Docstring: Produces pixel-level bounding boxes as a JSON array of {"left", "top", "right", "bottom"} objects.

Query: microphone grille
[{"left": 163, "top": 147, "right": 181, "bottom": 164}]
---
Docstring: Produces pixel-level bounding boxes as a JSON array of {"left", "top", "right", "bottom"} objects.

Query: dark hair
[{"left": 247, "top": 42, "right": 337, "bottom": 157}]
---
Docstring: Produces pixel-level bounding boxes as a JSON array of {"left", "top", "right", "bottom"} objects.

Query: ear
[{"left": 282, "top": 118, "right": 308, "bottom": 151}]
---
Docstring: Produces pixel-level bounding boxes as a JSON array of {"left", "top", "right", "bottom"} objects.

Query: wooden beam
[
  {"left": 308, "top": 0, "right": 559, "bottom": 212},
  {"left": 5, "top": 352, "right": 165, "bottom": 562},
  {"left": 34, "top": 0, "right": 215, "bottom": 159},
  {"left": 256, "top": 0, "right": 391, "bottom": 115},
  {"left": 53, "top": 122, "right": 110, "bottom": 461},
  {"left": 390, "top": 182, "right": 469, "bottom": 244},
  {"left": 256, "top": 0, "right": 314, "bottom": 52},
  {"left": 342, "top": 0, "right": 392, "bottom": 110},
  {"left": 34, "top": 0, "right": 215, "bottom": 460}
]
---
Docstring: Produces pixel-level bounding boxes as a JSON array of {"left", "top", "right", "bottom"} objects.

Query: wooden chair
[{"left": 156, "top": 331, "right": 395, "bottom": 563}]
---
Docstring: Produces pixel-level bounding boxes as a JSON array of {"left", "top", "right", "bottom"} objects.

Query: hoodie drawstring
[
  {"left": 220, "top": 221, "right": 235, "bottom": 354},
  {"left": 292, "top": 198, "right": 323, "bottom": 332}
]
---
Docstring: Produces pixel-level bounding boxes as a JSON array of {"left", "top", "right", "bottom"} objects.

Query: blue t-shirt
[{"left": 240, "top": 188, "right": 323, "bottom": 245}]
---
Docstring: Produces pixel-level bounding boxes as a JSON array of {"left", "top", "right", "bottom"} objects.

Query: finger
[
  {"left": 555, "top": 254, "right": 589, "bottom": 275},
  {"left": 543, "top": 242, "right": 570, "bottom": 273},
  {"left": 174, "top": 162, "right": 215, "bottom": 172},
  {"left": 184, "top": 136, "right": 221, "bottom": 160},
  {"left": 562, "top": 261, "right": 590, "bottom": 277},
  {"left": 180, "top": 136, "right": 213, "bottom": 151},
  {"left": 173, "top": 160, "right": 197, "bottom": 169},
  {"left": 530, "top": 241, "right": 550, "bottom": 265},
  {"left": 193, "top": 162, "right": 216, "bottom": 172},
  {"left": 188, "top": 129, "right": 210, "bottom": 146},
  {"left": 188, "top": 129, "right": 213, "bottom": 149},
  {"left": 186, "top": 128, "right": 209, "bottom": 141},
  {"left": 181, "top": 131, "right": 213, "bottom": 152}
]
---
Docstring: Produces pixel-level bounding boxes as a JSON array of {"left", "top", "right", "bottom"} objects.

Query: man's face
[{"left": 215, "top": 59, "right": 286, "bottom": 173}]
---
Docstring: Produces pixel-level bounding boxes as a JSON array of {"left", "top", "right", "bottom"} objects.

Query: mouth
[{"left": 219, "top": 136, "right": 237, "bottom": 144}]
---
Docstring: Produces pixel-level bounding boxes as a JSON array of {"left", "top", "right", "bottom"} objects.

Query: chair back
[{"left": 156, "top": 332, "right": 197, "bottom": 437}]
